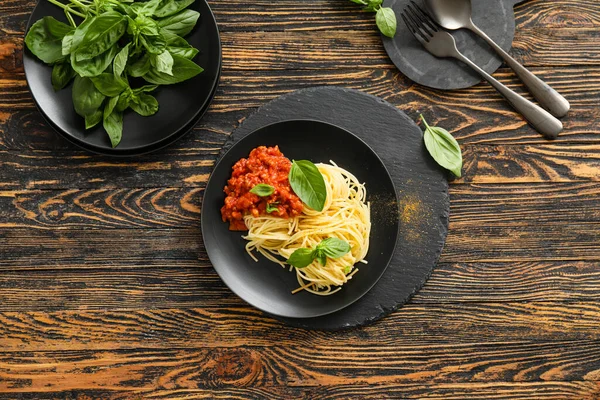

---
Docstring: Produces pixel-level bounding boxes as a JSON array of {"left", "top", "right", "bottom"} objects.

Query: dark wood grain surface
[{"left": 1, "top": 0, "right": 599, "bottom": 398}]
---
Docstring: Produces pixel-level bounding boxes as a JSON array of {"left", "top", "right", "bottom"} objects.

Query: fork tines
[{"left": 402, "top": 1, "right": 440, "bottom": 43}]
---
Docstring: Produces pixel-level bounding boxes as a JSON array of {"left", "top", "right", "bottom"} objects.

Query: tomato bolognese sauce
[{"left": 221, "top": 146, "right": 304, "bottom": 230}]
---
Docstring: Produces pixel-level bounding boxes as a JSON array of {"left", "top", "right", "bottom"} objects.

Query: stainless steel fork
[{"left": 401, "top": 2, "right": 563, "bottom": 139}]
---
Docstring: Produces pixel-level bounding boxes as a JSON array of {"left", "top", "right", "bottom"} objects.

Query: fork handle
[
  {"left": 454, "top": 52, "right": 562, "bottom": 139},
  {"left": 468, "top": 21, "right": 570, "bottom": 118}
]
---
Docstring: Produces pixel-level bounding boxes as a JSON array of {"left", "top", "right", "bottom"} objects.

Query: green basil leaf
[
  {"left": 375, "top": 7, "right": 397, "bottom": 38},
  {"left": 140, "top": 33, "right": 167, "bottom": 54},
  {"left": 103, "top": 97, "right": 123, "bottom": 148},
  {"left": 72, "top": 75, "right": 106, "bottom": 117},
  {"left": 167, "top": 45, "right": 198, "bottom": 60},
  {"left": 152, "top": 50, "right": 174, "bottom": 75},
  {"left": 71, "top": 43, "right": 120, "bottom": 77},
  {"left": 68, "top": 16, "right": 94, "bottom": 53},
  {"left": 287, "top": 248, "right": 316, "bottom": 269},
  {"left": 74, "top": 12, "right": 127, "bottom": 62},
  {"left": 157, "top": 9, "right": 200, "bottom": 37},
  {"left": 154, "top": 0, "right": 194, "bottom": 18},
  {"left": 421, "top": 115, "right": 463, "bottom": 178},
  {"left": 137, "top": 0, "right": 162, "bottom": 16},
  {"left": 129, "top": 93, "right": 159, "bottom": 116},
  {"left": 113, "top": 43, "right": 130, "bottom": 77},
  {"left": 103, "top": 110, "right": 123, "bottom": 148},
  {"left": 134, "top": 15, "right": 160, "bottom": 36},
  {"left": 266, "top": 203, "right": 279, "bottom": 214},
  {"left": 25, "top": 17, "right": 73, "bottom": 64},
  {"left": 288, "top": 160, "right": 327, "bottom": 212},
  {"left": 162, "top": 30, "right": 198, "bottom": 59},
  {"left": 61, "top": 32, "right": 74, "bottom": 56},
  {"left": 349, "top": 0, "right": 367, "bottom": 5},
  {"left": 90, "top": 73, "right": 129, "bottom": 97},
  {"left": 104, "top": 95, "right": 119, "bottom": 119},
  {"left": 51, "top": 62, "right": 76, "bottom": 91},
  {"left": 85, "top": 109, "right": 103, "bottom": 129},
  {"left": 317, "top": 237, "right": 351, "bottom": 259},
  {"left": 133, "top": 84, "right": 159, "bottom": 93},
  {"left": 143, "top": 54, "right": 203, "bottom": 84},
  {"left": 363, "top": 0, "right": 383, "bottom": 11},
  {"left": 249, "top": 183, "right": 275, "bottom": 197},
  {"left": 128, "top": 54, "right": 152, "bottom": 77},
  {"left": 315, "top": 250, "right": 327, "bottom": 267},
  {"left": 343, "top": 265, "right": 352, "bottom": 274},
  {"left": 116, "top": 89, "right": 133, "bottom": 112}
]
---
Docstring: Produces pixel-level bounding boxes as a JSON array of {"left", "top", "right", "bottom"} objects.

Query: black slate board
[
  {"left": 382, "top": 0, "right": 526, "bottom": 90},
  {"left": 219, "top": 87, "right": 449, "bottom": 330}
]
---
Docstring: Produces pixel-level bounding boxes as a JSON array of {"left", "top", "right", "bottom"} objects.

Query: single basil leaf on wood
[
  {"left": 143, "top": 54, "right": 203, "bottom": 84},
  {"left": 140, "top": 33, "right": 167, "bottom": 54},
  {"left": 128, "top": 54, "right": 152, "bottom": 77},
  {"left": 91, "top": 73, "right": 129, "bottom": 97},
  {"left": 85, "top": 109, "right": 103, "bottom": 129},
  {"left": 25, "top": 17, "right": 73, "bottom": 64},
  {"left": 51, "top": 62, "right": 76, "bottom": 91},
  {"left": 317, "top": 237, "right": 351, "bottom": 259},
  {"left": 157, "top": 9, "right": 200, "bottom": 37},
  {"left": 113, "top": 43, "right": 130, "bottom": 77},
  {"left": 375, "top": 7, "right": 397, "bottom": 38},
  {"left": 249, "top": 183, "right": 275, "bottom": 197},
  {"left": 287, "top": 248, "right": 316, "bottom": 269},
  {"left": 363, "top": 0, "right": 383, "bottom": 12},
  {"left": 74, "top": 13, "right": 127, "bottom": 62},
  {"left": 72, "top": 75, "right": 106, "bottom": 117},
  {"left": 288, "top": 160, "right": 327, "bottom": 212},
  {"left": 130, "top": 93, "right": 159, "bottom": 116},
  {"left": 71, "top": 43, "right": 120, "bottom": 77},
  {"left": 103, "top": 96, "right": 123, "bottom": 148},
  {"left": 154, "top": 0, "right": 195, "bottom": 18},
  {"left": 420, "top": 115, "right": 463, "bottom": 178},
  {"left": 152, "top": 50, "right": 174, "bottom": 76}
]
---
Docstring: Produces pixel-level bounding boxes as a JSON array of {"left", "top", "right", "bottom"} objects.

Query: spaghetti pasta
[{"left": 243, "top": 162, "right": 371, "bottom": 295}]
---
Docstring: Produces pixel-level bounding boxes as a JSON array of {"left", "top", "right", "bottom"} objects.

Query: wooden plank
[
  {"left": 4, "top": 302, "right": 600, "bottom": 349},
  {"left": 2, "top": 0, "right": 599, "bottom": 34},
  {"left": 2, "top": 259, "right": 600, "bottom": 312},
  {"left": 0, "top": 181, "right": 598, "bottom": 229},
  {"left": 3, "top": 341, "right": 600, "bottom": 390},
  {"left": 1, "top": 65, "right": 599, "bottom": 156},
  {"left": 3, "top": 382, "right": 598, "bottom": 400}
]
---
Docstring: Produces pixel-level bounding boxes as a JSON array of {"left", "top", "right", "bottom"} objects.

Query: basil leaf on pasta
[
  {"left": 318, "top": 237, "right": 351, "bottom": 259},
  {"left": 289, "top": 160, "right": 327, "bottom": 211},
  {"left": 287, "top": 248, "right": 315, "bottom": 269}
]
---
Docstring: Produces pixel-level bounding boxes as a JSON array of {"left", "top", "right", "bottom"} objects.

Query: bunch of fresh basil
[{"left": 25, "top": 0, "right": 204, "bottom": 147}]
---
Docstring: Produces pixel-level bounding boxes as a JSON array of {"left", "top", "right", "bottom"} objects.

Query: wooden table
[{"left": 1, "top": 0, "right": 599, "bottom": 398}]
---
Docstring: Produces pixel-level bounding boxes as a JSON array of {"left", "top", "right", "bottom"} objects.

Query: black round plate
[
  {"left": 201, "top": 120, "right": 400, "bottom": 319},
  {"left": 382, "top": 0, "right": 523, "bottom": 90},
  {"left": 23, "top": 0, "right": 221, "bottom": 155}
]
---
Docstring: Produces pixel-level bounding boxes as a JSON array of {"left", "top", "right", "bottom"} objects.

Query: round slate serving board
[
  {"left": 382, "top": 0, "right": 527, "bottom": 90},
  {"left": 217, "top": 87, "right": 449, "bottom": 330}
]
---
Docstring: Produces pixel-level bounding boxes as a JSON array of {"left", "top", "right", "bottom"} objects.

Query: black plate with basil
[
  {"left": 201, "top": 120, "right": 400, "bottom": 319},
  {"left": 23, "top": 0, "right": 221, "bottom": 155}
]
